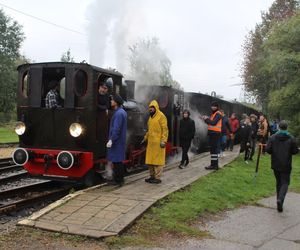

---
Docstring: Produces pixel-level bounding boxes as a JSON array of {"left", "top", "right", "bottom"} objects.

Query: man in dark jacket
[
  {"left": 266, "top": 120, "right": 298, "bottom": 212},
  {"left": 179, "top": 110, "right": 195, "bottom": 168},
  {"left": 98, "top": 78, "right": 112, "bottom": 112},
  {"left": 203, "top": 102, "right": 222, "bottom": 170},
  {"left": 106, "top": 94, "right": 127, "bottom": 186}
]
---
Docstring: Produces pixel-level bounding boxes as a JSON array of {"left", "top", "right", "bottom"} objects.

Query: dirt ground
[
  {"left": 0, "top": 147, "right": 15, "bottom": 158},
  {"left": 0, "top": 227, "right": 109, "bottom": 250}
]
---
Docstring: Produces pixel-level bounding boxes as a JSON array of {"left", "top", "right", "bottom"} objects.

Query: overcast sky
[{"left": 0, "top": 0, "right": 274, "bottom": 100}]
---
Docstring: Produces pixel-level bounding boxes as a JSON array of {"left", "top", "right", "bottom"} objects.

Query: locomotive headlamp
[
  {"left": 69, "top": 123, "right": 83, "bottom": 137},
  {"left": 15, "top": 121, "right": 26, "bottom": 135}
]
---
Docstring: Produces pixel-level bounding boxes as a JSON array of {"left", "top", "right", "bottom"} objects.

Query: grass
[
  {"left": 0, "top": 125, "right": 18, "bottom": 143},
  {"left": 107, "top": 153, "right": 300, "bottom": 247}
]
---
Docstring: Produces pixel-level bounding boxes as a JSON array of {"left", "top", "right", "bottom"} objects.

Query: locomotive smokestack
[{"left": 125, "top": 80, "right": 135, "bottom": 100}]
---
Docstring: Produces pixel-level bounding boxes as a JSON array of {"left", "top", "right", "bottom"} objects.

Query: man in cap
[
  {"left": 98, "top": 78, "right": 112, "bottom": 112},
  {"left": 266, "top": 120, "right": 298, "bottom": 212},
  {"left": 202, "top": 101, "right": 222, "bottom": 170},
  {"left": 106, "top": 94, "right": 127, "bottom": 186}
]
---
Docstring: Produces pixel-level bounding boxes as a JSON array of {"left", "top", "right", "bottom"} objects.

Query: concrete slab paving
[
  {"left": 18, "top": 149, "right": 239, "bottom": 238},
  {"left": 198, "top": 192, "right": 300, "bottom": 249}
]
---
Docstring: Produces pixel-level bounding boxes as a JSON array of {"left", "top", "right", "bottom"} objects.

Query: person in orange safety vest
[{"left": 202, "top": 101, "right": 222, "bottom": 170}]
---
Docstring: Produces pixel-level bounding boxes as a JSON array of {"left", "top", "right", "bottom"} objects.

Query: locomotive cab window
[
  {"left": 74, "top": 70, "right": 87, "bottom": 97},
  {"left": 22, "top": 71, "right": 29, "bottom": 98},
  {"left": 42, "top": 67, "right": 65, "bottom": 108}
]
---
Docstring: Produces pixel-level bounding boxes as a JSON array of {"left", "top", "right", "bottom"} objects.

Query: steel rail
[
  {"left": 0, "top": 180, "right": 53, "bottom": 199},
  {"left": 0, "top": 170, "right": 28, "bottom": 185},
  {"left": 0, "top": 187, "right": 70, "bottom": 215}
]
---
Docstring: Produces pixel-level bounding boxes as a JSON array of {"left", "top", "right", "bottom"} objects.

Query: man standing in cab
[
  {"left": 203, "top": 102, "right": 222, "bottom": 170},
  {"left": 143, "top": 100, "right": 168, "bottom": 184},
  {"left": 106, "top": 94, "right": 127, "bottom": 186}
]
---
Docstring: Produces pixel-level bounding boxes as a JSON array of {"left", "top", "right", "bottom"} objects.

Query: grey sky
[{"left": 1, "top": 0, "right": 274, "bottom": 100}]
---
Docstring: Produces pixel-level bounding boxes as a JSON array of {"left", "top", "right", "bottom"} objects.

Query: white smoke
[{"left": 86, "top": 0, "right": 145, "bottom": 73}]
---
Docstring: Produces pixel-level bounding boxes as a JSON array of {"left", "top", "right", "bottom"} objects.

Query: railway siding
[{"left": 18, "top": 149, "right": 239, "bottom": 238}]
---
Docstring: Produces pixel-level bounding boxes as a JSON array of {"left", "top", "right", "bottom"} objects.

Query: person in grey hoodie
[{"left": 266, "top": 120, "right": 298, "bottom": 212}]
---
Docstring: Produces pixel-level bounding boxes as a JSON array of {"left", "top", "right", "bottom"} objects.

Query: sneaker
[
  {"left": 205, "top": 165, "right": 219, "bottom": 170},
  {"left": 145, "top": 177, "right": 154, "bottom": 183},
  {"left": 245, "top": 161, "right": 249, "bottom": 164},
  {"left": 277, "top": 200, "right": 283, "bottom": 212},
  {"left": 178, "top": 163, "right": 184, "bottom": 168},
  {"left": 184, "top": 161, "right": 189, "bottom": 167},
  {"left": 149, "top": 178, "right": 162, "bottom": 184},
  {"left": 179, "top": 164, "right": 186, "bottom": 169}
]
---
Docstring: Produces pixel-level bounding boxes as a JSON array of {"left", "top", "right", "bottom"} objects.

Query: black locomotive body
[
  {"left": 12, "top": 62, "right": 258, "bottom": 184},
  {"left": 13, "top": 62, "right": 145, "bottom": 183}
]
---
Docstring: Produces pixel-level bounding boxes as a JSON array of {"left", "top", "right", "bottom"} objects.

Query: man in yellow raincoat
[{"left": 143, "top": 100, "right": 168, "bottom": 184}]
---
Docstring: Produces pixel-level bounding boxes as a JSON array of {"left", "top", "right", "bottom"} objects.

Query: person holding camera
[{"left": 142, "top": 100, "right": 169, "bottom": 184}]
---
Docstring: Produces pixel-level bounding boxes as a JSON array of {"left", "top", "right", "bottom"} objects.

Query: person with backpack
[{"left": 266, "top": 120, "right": 298, "bottom": 212}]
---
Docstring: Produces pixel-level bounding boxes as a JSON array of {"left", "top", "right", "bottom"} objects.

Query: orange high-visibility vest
[{"left": 208, "top": 111, "right": 222, "bottom": 132}]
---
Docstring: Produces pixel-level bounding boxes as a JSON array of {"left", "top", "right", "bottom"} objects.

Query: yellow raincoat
[{"left": 144, "top": 100, "right": 169, "bottom": 166}]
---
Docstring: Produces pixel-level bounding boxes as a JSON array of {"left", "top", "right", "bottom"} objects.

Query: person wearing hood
[
  {"left": 106, "top": 94, "right": 127, "bottom": 186},
  {"left": 143, "top": 100, "right": 168, "bottom": 184},
  {"left": 266, "top": 120, "right": 298, "bottom": 212},
  {"left": 97, "top": 78, "right": 112, "bottom": 112},
  {"left": 202, "top": 101, "right": 222, "bottom": 170},
  {"left": 178, "top": 109, "right": 195, "bottom": 168}
]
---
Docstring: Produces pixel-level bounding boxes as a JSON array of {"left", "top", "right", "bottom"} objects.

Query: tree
[
  {"left": 0, "top": 9, "right": 24, "bottom": 116},
  {"left": 60, "top": 48, "right": 74, "bottom": 62},
  {"left": 264, "top": 12, "right": 300, "bottom": 135},
  {"left": 128, "top": 37, "right": 182, "bottom": 89},
  {"left": 241, "top": 0, "right": 299, "bottom": 111}
]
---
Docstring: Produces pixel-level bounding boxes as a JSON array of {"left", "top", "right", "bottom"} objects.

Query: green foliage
[
  {"left": 0, "top": 9, "right": 24, "bottom": 114},
  {"left": 263, "top": 12, "right": 300, "bottom": 136},
  {"left": 0, "top": 125, "right": 18, "bottom": 143},
  {"left": 61, "top": 48, "right": 75, "bottom": 62},
  {"left": 128, "top": 37, "right": 182, "bottom": 90},
  {"left": 242, "top": 0, "right": 299, "bottom": 110}
]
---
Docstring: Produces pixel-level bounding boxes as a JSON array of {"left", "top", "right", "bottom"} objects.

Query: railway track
[{"left": 0, "top": 180, "right": 72, "bottom": 215}]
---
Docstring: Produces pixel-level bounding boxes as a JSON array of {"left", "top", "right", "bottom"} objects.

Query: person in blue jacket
[{"left": 106, "top": 94, "right": 127, "bottom": 186}]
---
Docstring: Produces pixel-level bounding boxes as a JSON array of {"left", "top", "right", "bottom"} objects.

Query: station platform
[{"left": 18, "top": 149, "right": 239, "bottom": 238}]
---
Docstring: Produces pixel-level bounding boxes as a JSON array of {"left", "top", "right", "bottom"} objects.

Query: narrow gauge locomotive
[{"left": 12, "top": 62, "right": 257, "bottom": 185}]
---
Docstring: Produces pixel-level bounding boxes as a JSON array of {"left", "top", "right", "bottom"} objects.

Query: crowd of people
[{"left": 93, "top": 83, "right": 298, "bottom": 213}]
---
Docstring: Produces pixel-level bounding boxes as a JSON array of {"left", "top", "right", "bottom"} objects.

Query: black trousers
[
  {"left": 209, "top": 133, "right": 221, "bottom": 167},
  {"left": 112, "top": 162, "right": 125, "bottom": 183},
  {"left": 249, "top": 138, "right": 256, "bottom": 159},
  {"left": 273, "top": 170, "right": 290, "bottom": 203},
  {"left": 181, "top": 141, "right": 191, "bottom": 165}
]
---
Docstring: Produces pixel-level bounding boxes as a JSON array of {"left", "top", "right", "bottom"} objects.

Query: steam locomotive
[{"left": 12, "top": 62, "right": 257, "bottom": 185}]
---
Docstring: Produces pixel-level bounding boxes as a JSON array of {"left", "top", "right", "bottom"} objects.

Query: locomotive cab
[{"left": 14, "top": 62, "right": 125, "bottom": 185}]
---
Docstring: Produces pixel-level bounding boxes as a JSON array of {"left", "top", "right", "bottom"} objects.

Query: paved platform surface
[{"left": 18, "top": 149, "right": 239, "bottom": 238}]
